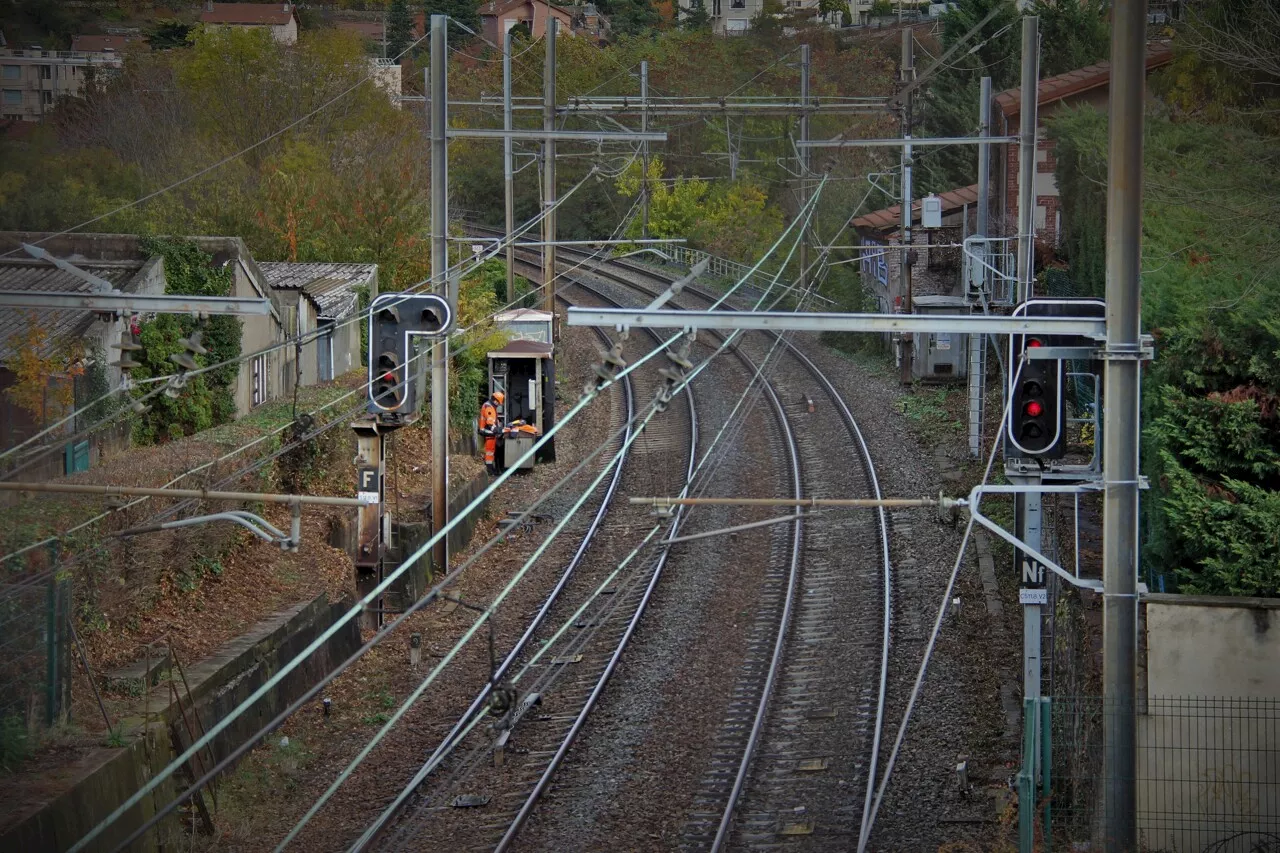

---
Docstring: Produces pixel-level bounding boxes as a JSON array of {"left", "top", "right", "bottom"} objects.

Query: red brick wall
[{"left": 1005, "top": 137, "right": 1062, "bottom": 246}]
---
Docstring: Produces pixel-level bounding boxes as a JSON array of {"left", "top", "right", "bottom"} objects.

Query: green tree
[
  {"left": 426, "top": 0, "right": 481, "bottom": 42},
  {"left": 1030, "top": 0, "right": 1108, "bottom": 76},
  {"left": 1050, "top": 107, "right": 1280, "bottom": 596},
  {"left": 611, "top": 0, "right": 664, "bottom": 36},
  {"left": 146, "top": 19, "right": 192, "bottom": 50},
  {"left": 387, "top": 0, "right": 414, "bottom": 58},
  {"left": 131, "top": 238, "right": 241, "bottom": 443},
  {"left": 818, "top": 0, "right": 847, "bottom": 24},
  {"left": 681, "top": 0, "right": 711, "bottom": 29},
  {"left": 915, "top": 0, "right": 1020, "bottom": 191}
]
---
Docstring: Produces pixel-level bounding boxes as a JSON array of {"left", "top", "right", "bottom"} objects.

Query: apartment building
[{"left": 0, "top": 44, "right": 122, "bottom": 122}]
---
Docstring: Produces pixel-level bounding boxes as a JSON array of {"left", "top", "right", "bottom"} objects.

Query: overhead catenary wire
[
  {"left": 75, "top": 173, "right": 822, "bottom": 853},
  {"left": 110, "top": 200, "right": 814, "bottom": 852},
  {"left": 274, "top": 179, "right": 830, "bottom": 850},
  {"left": 337, "top": 188, "right": 830, "bottom": 848},
  {"left": 1, "top": 174, "right": 645, "bottom": 583},
  {"left": 860, "top": 349, "right": 1029, "bottom": 847},
  {"left": 0, "top": 163, "right": 605, "bottom": 483}
]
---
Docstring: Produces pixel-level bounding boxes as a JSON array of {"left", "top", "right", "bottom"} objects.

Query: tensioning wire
[{"left": 80, "top": 173, "right": 820, "bottom": 852}]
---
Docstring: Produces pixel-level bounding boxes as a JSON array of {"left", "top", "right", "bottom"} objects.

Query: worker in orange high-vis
[{"left": 478, "top": 390, "right": 504, "bottom": 474}]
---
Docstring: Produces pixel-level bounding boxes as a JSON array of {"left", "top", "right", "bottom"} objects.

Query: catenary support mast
[
  {"left": 1102, "top": 0, "right": 1146, "bottom": 845},
  {"left": 430, "top": 14, "right": 449, "bottom": 577}
]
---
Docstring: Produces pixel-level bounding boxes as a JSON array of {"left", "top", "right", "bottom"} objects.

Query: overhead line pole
[
  {"left": 504, "top": 28, "right": 516, "bottom": 304},
  {"left": 899, "top": 29, "right": 915, "bottom": 385},
  {"left": 429, "top": 13, "right": 450, "bottom": 579},
  {"left": 542, "top": 18, "right": 558, "bottom": 317},
  {"left": 968, "top": 75, "right": 993, "bottom": 459},
  {"left": 1102, "top": 0, "right": 1146, "bottom": 845},
  {"left": 1016, "top": 16, "right": 1039, "bottom": 303},
  {"left": 640, "top": 60, "right": 650, "bottom": 241},
  {"left": 798, "top": 44, "right": 810, "bottom": 291}
]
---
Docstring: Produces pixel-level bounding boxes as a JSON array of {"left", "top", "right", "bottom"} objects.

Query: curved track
[
  {"left": 363, "top": 273, "right": 699, "bottom": 852},
  {"left": 521, "top": 240, "right": 894, "bottom": 851}
]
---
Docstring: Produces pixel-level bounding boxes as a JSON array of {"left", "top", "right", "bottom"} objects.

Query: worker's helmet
[{"left": 493, "top": 391, "right": 505, "bottom": 405}]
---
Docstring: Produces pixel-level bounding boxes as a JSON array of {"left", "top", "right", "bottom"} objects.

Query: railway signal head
[
  {"left": 369, "top": 301, "right": 412, "bottom": 413},
  {"left": 372, "top": 350, "right": 407, "bottom": 411},
  {"left": 1007, "top": 333, "right": 1065, "bottom": 458}
]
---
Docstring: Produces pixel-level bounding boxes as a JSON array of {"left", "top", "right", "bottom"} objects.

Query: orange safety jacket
[{"left": 478, "top": 401, "right": 499, "bottom": 436}]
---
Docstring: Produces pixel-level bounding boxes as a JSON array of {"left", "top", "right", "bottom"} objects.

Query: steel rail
[
  {"left": 353, "top": 297, "right": 639, "bottom": 850},
  {"left": 487, "top": 260, "right": 701, "bottom": 852},
  {"left": 544, "top": 242, "right": 893, "bottom": 850},
  {"left": 506, "top": 240, "right": 806, "bottom": 850}
]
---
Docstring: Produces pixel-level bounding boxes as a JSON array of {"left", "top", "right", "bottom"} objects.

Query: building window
[
  {"left": 2, "top": 114, "right": 21, "bottom": 120},
  {"left": 40, "top": 65, "right": 52, "bottom": 79},
  {"left": 1, "top": 66, "right": 19, "bottom": 80},
  {"left": 731, "top": 0, "right": 746, "bottom": 8},
  {"left": 251, "top": 354, "right": 268, "bottom": 406},
  {"left": 41, "top": 91, "right": 52, "bottom": 105},
  {"left": 2, "top": 90, "right": 21, "bottom": 106}
]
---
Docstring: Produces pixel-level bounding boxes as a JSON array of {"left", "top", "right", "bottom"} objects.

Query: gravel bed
[
  {"left": 544, "top": 254, "right": 1020, "bottom": 851},
  {"left": 195, "top": 319, "right": 635, "bottom": 852}
]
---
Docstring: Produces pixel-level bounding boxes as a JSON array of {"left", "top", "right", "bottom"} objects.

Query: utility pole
[
  {"left": 967, "top": 75, "right": 993, "bottom": 458},
  {"left": 640, "top": 60, "right": 650, "bottom": 241},
  {"left": 429, "top": 13, "right": 450, "bottom": 579},
  {"left": 1015, "top": 16, "right": 1039, "bottom": 303},
  {"left": 541, "top": 18, "right": 558, "bottom": 317},
  {"left": 504, "top": 28, "right": 516, "bottom": 304},
  {"left": 1102, "top": 0, "right": 1146, "bottom": 846},
  {"left": 798, "top": 44, "right": 810, "bottom": 291},
  {"left": 898, "top": 29, "right": 914, "bottom": 385}
]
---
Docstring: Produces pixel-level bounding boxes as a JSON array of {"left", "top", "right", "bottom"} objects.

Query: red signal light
[
  {"left": 1025, "top": 400, "right": 1044, "bottom": 417},
  {"left": 1027, "top": 338, "right": 1043, "bottom": 348}
]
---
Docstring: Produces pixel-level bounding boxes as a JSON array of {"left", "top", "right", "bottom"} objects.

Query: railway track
[
  {"left": 364, "top": 268, "right": 700, "bottom": 851},
  {"left": 518, "top": 240, "right": 894, "bottom": 851}
]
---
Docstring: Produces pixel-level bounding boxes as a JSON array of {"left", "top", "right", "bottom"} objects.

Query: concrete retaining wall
[{"left": 1, "top": 594, "right": 361, "bottom": 852}]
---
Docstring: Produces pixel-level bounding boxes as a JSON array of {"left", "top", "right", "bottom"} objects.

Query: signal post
[{"left": 355, "top": 292, "right": 453, "bottom": 625}]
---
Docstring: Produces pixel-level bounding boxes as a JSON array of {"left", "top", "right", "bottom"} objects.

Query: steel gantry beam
[
  {"left": 797, "top": 135, "right": 1019, "bottom": 148},
  {"left": 445, "top": 128, "right": 668, "bottom": 142},
  {"left": 566, "top": 307, "right": 1108, "bottom": 338},
  {"left": 0, "top": 291, "right": 272, "bottom": 315}
]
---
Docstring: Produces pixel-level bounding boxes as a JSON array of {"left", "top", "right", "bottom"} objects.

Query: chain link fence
[
  {"left": 0, "top": 575, "right": 71, "bottom": 763},
  {"left": 1049, "top": 696, "right": 1280, "bottom": 851}
]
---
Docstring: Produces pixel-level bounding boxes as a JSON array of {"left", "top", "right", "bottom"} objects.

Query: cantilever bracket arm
[
  {"left": 116, "top": 510, "right": 301, "bottom": 551},
  {"left": 965, "top": 483, "right": 1105, "bottom": 591}
]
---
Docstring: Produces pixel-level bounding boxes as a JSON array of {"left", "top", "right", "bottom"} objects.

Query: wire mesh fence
[
  {"left": 0, "top": 576, "right": 71, "bottom": 742},
  {"left": 1049, "top": 695, "right": 1280, "bottom": 852}
]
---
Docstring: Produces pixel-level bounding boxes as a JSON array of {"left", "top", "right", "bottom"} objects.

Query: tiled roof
[
  {"left": 257, "top": 262, "right": 376, "bottom": 319},
  {"left": 0, "top": 260, "right": 142, "bottom": 361},
  {"left": 199, "top": 3, "right": 294, "bottom": 26},
  {"left": 995, "top": 42, "right": 1174, "bottom": 119},
  {"left": 480, "top": 0, "right": 572, "bottom": 17},
  {"left": 70, "top": 34, "right": 136, "bottom": 52},
  {"left": 335, "top": 20, "right": 385, "bottom": 40},
  {"left": 852, "top": 183, "right": 979, "bottom": 232}
]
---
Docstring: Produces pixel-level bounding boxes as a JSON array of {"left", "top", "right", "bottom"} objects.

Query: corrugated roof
[
  {"left": 995, "top": 42, "right": 1174, "bottom": 119},
  {"left": 199, "top": 3, "right": 294, "bottom": 25},
  {"left": 257, "top": 262, "right": 376, "bottom": 319},
  {"left": 0, "top": 260, "right": 142, "bottom": 361},
  {"left": 852, "top": 183, "right": 979, "bottom": 232}
]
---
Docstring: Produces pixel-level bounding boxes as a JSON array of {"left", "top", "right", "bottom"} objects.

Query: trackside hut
[{"left": 257, "top": 262, "right": 377, "bottom": 386}]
